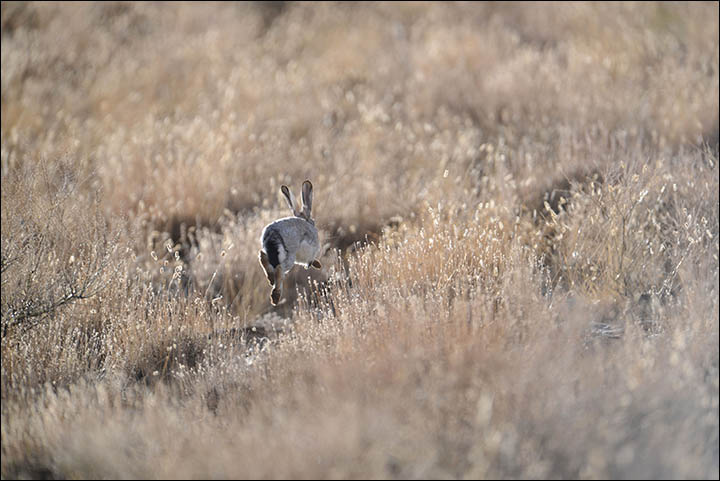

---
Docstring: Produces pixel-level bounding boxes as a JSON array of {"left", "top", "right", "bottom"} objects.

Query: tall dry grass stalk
[{"left": 2, "top": 2, "right": 718, "bottom": 479}]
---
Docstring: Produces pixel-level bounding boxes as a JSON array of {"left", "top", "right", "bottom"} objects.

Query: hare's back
[{"left": 263, "top": 217, "right": 315, "bottom": 249}]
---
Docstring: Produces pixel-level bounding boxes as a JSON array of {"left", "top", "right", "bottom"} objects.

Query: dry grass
[{"left": 1, "top": 2, "right": 718, "bottom": 479}]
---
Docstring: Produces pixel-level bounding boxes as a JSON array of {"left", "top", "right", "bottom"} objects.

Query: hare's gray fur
[
  {"left": 259, "top": 181, "right": 321, "bottom": 305},
  {"left": 261, "top": 216, "right": 320, "bottom": 271}
]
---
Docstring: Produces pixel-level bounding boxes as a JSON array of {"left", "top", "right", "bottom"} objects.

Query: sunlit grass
[{"left": 1, "top": 2, "right": 718, "bottom": 479}]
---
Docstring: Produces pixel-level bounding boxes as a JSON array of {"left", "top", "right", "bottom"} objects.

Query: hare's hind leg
[
  {"left": 259, "top": 250, "right": 275, "bottom": 286},
  {"left": 271, "top": 267, "right": 285, "bottom": 305},
  {"left": 270, "top": 254, "right": 293, "bottom": 306}
]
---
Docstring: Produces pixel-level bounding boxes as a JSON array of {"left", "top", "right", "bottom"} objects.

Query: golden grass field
[{"left": 1, "top": 2, "right": 718, "bottom": 479}]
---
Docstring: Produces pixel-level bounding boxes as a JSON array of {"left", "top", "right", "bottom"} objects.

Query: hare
[{"left": 259, "top": 180, "right": 322, "bottom": 305}]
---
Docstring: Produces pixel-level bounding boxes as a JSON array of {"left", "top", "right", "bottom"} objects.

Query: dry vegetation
[{"left": 1, "top": 2, "right": 718, "bottom": 479}]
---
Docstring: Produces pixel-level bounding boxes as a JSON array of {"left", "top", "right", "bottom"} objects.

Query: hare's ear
[
  {"left": 301, "top": 180, "right": 313, "bottom": 218},
  {"left": 281, "top": 185, "right": 300, "bottom": 215}
]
